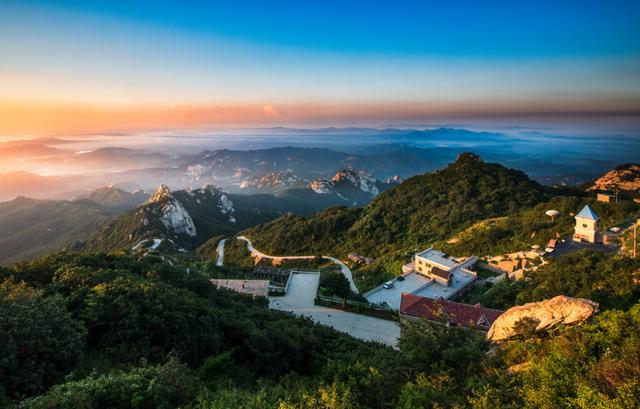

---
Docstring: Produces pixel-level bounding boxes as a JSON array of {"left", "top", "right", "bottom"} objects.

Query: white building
[
  {"left": 573, "top": 205, "right": 599, "bottom": 243},
  {"left": 366, "top": 248, "right": 478, "bottom": 310},
  {"left": 414, "top": 248, "right": 459, "bottom": 285},
  {"left": 409, "top": 247, "right": 478, "bottom": 297}
]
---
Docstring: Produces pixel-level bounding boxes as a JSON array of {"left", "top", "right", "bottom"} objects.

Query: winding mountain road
[{"left": 237, "top": 235, "right": 359, "bottom": 294}]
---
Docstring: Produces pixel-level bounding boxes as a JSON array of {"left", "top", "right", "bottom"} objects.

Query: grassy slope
[{"left": 438, "top": 196, "right": 639, "bottom": 257}]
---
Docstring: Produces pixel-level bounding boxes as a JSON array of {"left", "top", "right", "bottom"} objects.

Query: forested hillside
[
  {"left": 1, "top": 251, "right": 639, "bottom": 408},
  {"left": 242, "top": 153, "right": 550, "bottom": 288}
]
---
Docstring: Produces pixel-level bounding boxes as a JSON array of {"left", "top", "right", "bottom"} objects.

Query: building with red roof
[{"left": 400, "top": 293, "right": 504, "bottom": 331}]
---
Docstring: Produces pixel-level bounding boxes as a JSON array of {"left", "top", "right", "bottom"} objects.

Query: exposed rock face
[
  {"left": 309, "top": 178, "right": 336, "bottom": 194},
  {"left": 148, "top": 185, "right": 197, "bottom": 237},
  {"left": 332, "top": 168, "right": 380, "bottom": 196},
  {"left": 486, "top": 295, "right": 599, "bottom": 342},
  {"left": 386, "top": 175, "right": 404, "bottom": 184},
  {"left": 588, "top": 163, "right": 640, "bottom": 193},
  {"left": 217, "top": 194, "right": 236, "bottom": 223}
]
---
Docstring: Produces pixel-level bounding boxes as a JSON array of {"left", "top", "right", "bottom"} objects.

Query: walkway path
[
  {"left": 215, "top": 239, "right": 226, "bottom": 267},
  {"left": 270, "top": 271, "right": 399, "bottom": 347},
  {"left": 237, "top": 235, "right": 359, "bottom": 293}
]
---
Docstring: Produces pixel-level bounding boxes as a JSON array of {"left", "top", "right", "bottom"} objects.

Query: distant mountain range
[
  {"left": 0, "top": 143, "right": 447, "bottom": 201},
  {"left": 85, "top": 184, "right": 315, "bottom": 253},
  {"left": 4, "top": 127, "right": 638, "bottom": 202},
  {"left": 0, "top": 166, "right": 400, "bottom": 263},
  {"left": 75, "top": 184, "right": 149, "bottom": 212},
  {"left": 2, "top": 155, "right": 638, "bottom": 266},
  {"left": 0, "top": 171, "right": 85, "bottom": 202},
  {"left": 85, "top": 166, "right": 404, "bottom": 254}
]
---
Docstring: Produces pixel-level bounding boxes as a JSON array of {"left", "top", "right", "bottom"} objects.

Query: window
[{"left": 582, "top": 223, "right": 588, "bottom": 228}]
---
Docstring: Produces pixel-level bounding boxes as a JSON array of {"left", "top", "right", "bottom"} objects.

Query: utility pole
[{"left": 634, "top": 219, "right": 638, "bottom": 259}]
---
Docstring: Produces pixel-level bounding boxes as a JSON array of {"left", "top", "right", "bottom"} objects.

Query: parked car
[{"left": 383, "top": 280, "right": 394, "bottom": 289}]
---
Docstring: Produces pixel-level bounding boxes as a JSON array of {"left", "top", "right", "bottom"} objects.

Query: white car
[{"left": 383, "top": 280, "right": 394, "bottom": 289}]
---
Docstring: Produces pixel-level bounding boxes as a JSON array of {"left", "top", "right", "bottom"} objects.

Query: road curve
[
  {"left": 216, "top": 239, "right": 226, "bottom": 267},
  {"left": 237, "top": 235, "right": 359, "bottom": 294}
]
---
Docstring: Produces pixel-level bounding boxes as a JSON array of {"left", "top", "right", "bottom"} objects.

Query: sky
[{"left": 1, "top": 0, "right": 639, "bottom": 134}]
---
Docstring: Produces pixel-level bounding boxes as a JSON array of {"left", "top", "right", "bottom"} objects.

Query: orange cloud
[
  {"left": 1, "top": 99, "right": 638, "bottom": 136},
  {"left": 263, "top": 105, "right": 279, "bottom": 117}
]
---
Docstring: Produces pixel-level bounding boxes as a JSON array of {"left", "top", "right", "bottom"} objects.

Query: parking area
[
  {"left": 269, "top": 271, "right": 400, "bottom": 347},
  {"left": 365, "top": 268, "right": 477, "bottom": 309},
  {"left": 413, "top": 268, "right": 476, "bottom": 299},
  {"left": 365, "top": 272, "right": 432, "bottom": 310}
]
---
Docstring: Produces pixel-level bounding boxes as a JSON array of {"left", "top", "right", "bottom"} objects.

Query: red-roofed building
[{"left": 400, "top": 293, "right": 504, "bottom": 331}]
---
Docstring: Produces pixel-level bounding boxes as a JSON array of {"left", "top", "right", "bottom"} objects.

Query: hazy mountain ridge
[
  {"left": 75, "top": 184, "right": 148, "bottom": 211},
  {"left": 0, "top": 197, "right": 113, "bottom": 264},
  {"left": 4, "top": 127, "right": 637, "bottom": 201}
]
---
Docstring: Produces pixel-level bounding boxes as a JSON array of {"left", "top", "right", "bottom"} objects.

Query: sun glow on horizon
[{"left": 1, "top": 1, "right": 639, "bottom": 135}]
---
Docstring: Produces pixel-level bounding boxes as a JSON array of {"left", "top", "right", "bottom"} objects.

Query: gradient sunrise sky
[{"left": 1, "top": 0, "right": 639, "bottom": 134}]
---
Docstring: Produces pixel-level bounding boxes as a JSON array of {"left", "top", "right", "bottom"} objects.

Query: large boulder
[{"left": 487, "top": 295, "right": 599, "bottom": 342}]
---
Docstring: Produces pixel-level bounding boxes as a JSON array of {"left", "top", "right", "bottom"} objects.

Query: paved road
[
  {"left": 216, "top": 239, "right": 226, "bottom": 267},
  {"left": 237, "top": 236, "right": 359, "bottom": 294},
  {"left": 269, "top": 271, "right": 400, "bottom": 347}
]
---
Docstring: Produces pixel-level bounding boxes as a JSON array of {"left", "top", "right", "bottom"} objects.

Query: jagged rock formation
[
  {"left": 487, "top": 295, "right": 599, "bottom": 342},
  {"left": 217, "top": 193, "right": 236, "bottom": 223},
  {"left": 148, "top": 185, "right": 197, "bottom": 237},
  {"left": 308, "top": 168, "right": 385, "bottom": 203},
  {"left": 588, "top": 163, "right": 640, "bottom": 194},
  {"left": 332, "top": 168, "right": 380, "bottom": 196},
  {"left": 309, "top": 178, "right": 337, "bottom": 195}
]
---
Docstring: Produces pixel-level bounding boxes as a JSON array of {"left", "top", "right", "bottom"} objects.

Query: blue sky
[
  {"left": 17, "top": 0, "right": 640, "bottom": 57},
  {"left": 0, "top": 0, "right": 639, "bottom": 132}
]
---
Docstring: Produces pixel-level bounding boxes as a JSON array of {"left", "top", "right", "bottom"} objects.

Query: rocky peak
[
  {"left": 218, "top": 194, "right": 236, "bottom": 223},
  {"left": 147, "top": 184, "right": 196, "bottom": 237},
  {"left": 148, "top": 184, "right": 174, "bottom": 204},
  {"left": 332, "top": 168, "right": 379, "bottom": 196},
  {"left": 309, "top": 178, "right": 336, "bottom": 194}
]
